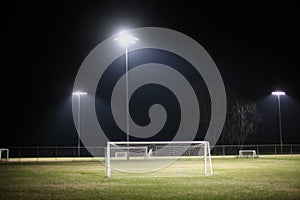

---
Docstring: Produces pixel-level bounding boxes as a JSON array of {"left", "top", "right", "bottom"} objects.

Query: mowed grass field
[{"left": 0, "top": 156, "right": 299, "bottom": 200}]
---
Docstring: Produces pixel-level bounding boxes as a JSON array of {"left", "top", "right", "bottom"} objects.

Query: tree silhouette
[{"left": 221, "top": 89, "right": 263, "bottom": 145}]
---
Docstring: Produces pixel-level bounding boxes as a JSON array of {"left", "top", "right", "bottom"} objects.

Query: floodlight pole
[
  {"left": 125, "top": 43, "right": 130, "bottom": 160},
  {"left": 72, "top": 91, "right": 87, "bottom": 157},
  {"left": 277, "top": 94, "right": 283, "bottom": 154},
  {"left": 114, "top": 31, "right": 139, "bottom": 160},
  {"left": 272, "top": 91, "right": 285, "bottom": 154},
  {"left": 77, "top": 94, "right": 81, "bottom": 157},
  {"left": 125, "top": 43, "right": 130, "bottom": 158}
]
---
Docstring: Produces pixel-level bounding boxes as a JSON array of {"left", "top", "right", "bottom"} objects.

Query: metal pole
[
  {"left": 277, "top": 95, "right": 283, "bottom": 154},
  {"left": 125, "top": 44, "right": 130, "bottom": 160},
  {"left": 78, "top": 95, "right": 81, "bottom": 157}
]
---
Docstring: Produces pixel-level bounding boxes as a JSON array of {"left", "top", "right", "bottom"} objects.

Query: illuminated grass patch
[{"left": 0, "top": 156, "right": 299, "bottom": 200}]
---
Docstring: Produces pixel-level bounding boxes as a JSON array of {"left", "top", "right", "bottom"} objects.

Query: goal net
[{"left": 105, "top": 141, "right": 212, "bottom": 177}]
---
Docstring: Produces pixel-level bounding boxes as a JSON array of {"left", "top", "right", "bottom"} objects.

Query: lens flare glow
[
  {"left": 114, "top": 31, "right": 139, "bottom": 46},
  {"left": 272, "top": 91, "right": 286, "bottom": 96},
  {"left": 72, "top": 91, "right": 87, "bottom": 96}
]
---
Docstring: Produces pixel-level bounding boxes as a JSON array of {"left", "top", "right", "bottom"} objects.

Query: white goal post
[
  {"left": 105, "top": 141, "right": 212, "bottom": 177},
  {"left": 0, "top": 149, "right": 9, "bottom": 160}
]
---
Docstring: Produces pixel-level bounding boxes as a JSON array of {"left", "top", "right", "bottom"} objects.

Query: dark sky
[{"left": 4, "top": 1, "right": 299, "bottom": 147}]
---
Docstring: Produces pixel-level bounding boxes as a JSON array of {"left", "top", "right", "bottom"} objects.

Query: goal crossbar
[{"left": 109, "top": 141, "right": 208, "bottom": 145}]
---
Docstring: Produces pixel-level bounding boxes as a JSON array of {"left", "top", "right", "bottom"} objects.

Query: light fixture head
[
  {"left": 114, "top": 31, "right": 139, "bottom": 46},
  {"left": 72, "top": 91, "right": 87, "bottom": 96},
  {"left": 272, "top": 91, "right": 286, "bottom": 96}
]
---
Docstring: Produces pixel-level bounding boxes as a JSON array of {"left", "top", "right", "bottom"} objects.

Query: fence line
[{"left": 1, "top": 144, "right": 300, "bottom": 160}]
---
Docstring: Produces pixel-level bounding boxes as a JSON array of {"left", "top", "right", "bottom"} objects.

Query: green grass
[{"left": 0, "top": 155, "right": 300, "bottom": 200}]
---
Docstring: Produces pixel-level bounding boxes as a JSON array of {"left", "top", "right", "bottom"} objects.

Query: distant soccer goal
[
  {"left": 112, "top": 146, "right": 148, "bottom": 160},
  {"left": 0, "top": 149, "right": 9, "bottom": 160},
  {"left": 238, "top": 150, "right": 258, "bottom": 158},
  {"left": 105, "top": 141, "right": 212, "bottom": 177}
]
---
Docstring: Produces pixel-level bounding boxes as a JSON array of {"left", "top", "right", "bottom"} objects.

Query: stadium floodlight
[
  {"left": 72, "top": 91, "right": 87, "bottom": 157},
  {"left": 272, "top": 91, "right": 286, "bottom": 96},
  {"left": 272, "top": 90, "right": 286, "bottom": 154},
  {"left": 105, "top": 141, "right": 213, "bottom": 177},
  {"left": 72, "top": 91, "right": 87, "bottom": 96},
  {"left": 114, "top": 31, "right": 139, "bottom": 160},
  {"left": 114, "top": 31, "right": 139, "bottom": 46}
]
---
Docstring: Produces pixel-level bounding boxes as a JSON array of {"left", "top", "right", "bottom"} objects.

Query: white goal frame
[
  {"left": 238, "top": 150, "right": 258, "bottom": 158},
  {"left": 105, "top": 141, "right": 212, "bottom": 177},
  {"left": 0, "top": 149, "right": 9, "bottom": 160},
  {"left": 112, "top": 146, "right": 148, "bottom": 160}
]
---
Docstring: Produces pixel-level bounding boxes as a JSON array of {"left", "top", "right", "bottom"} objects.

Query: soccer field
[{"left": 0, "top": 156, "right": 299, "bottom": 200}]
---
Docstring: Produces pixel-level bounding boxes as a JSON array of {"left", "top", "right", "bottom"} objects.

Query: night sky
[{"left": 5, "top": 1, "right": 299, "bottom": 147}]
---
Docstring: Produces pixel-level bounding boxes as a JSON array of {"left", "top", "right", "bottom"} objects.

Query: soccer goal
[
  {"left": 105, "top": 141, "right": 212, "bottom": 177},
  {"left": 0, "top": 149, "right": 9, "bottom": 160},
  {"left": 112, "top": 146, "right": 148, "bottom": 160},
  {"left": 238, "top": 150, "right": 258, "bottom": 158}
]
